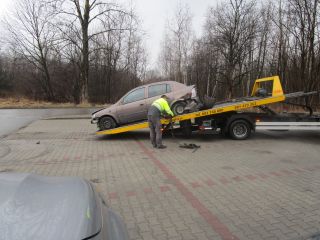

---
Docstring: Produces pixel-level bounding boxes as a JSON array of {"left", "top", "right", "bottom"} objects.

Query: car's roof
[
  {"left": 128, "top": 80, "right": 186, "bottom": 92},
  {"left": 146, "top": 80, "right": 184, "bottom": 86},
  {"left": 0, "top": 173, "right": 101, "bottom": 240}
]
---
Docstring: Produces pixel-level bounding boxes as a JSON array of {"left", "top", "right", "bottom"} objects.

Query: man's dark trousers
[{"left": 148, "top": 106, "right": 162, "bottom": 147}]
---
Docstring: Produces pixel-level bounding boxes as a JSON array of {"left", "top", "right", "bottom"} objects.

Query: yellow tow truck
[{"left": 96, "top": 76, "right": 320, "bottom": 140}]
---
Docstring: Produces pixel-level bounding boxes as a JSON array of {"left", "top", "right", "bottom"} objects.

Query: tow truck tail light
[{"left": 191, "top": 87, "right": 197, "bottom": 98}]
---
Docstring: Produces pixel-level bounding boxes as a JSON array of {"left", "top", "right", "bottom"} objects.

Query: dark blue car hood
[{"left": 0, "top": 173, "right": 102, "bottom": 240}]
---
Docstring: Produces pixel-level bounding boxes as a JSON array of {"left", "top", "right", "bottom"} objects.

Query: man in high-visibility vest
[{"left": 147, "top": 95, "right": 174, "bottom": 149}]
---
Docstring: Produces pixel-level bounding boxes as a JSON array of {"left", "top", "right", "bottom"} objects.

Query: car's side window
[
  {"left": 166, "top": 84, "right": 171, "bottom": 93},
  {"left": 148, "top": 84, "right": 171, "bottom": 98},
  {"left": 123, "top": 88, "right": 145, "bottom": 104}
]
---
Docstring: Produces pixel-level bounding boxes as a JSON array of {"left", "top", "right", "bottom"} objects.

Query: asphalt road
[{"left": 0, "top": 108, "right": 97, "bottom": 138}]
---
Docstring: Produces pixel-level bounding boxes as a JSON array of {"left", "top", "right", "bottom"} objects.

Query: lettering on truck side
[
  {"left": 201, "top": 108, "right": 224, "bottom": 116},
  {"left": 234, "top": 101, "right": 257, "bottom": 110},
  {"left": 172, "top": 100, "right": 259, "bottom": 122}
]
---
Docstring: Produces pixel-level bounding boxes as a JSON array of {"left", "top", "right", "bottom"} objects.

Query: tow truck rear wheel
[
  {"left": 229, "top": 120, "right": 251, "bottom": 140},
  {"left": 98, "top": 116, "right": 116, "bottom": 130}
]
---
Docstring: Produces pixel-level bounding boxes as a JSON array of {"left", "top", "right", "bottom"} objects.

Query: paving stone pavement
[{"left": 1, "top": 118, "right": 320, "bottom": 240}]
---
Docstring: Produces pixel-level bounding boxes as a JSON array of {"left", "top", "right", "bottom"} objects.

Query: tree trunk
[{"left": 80, "top": 26, "right": 89, "bottom": 102}]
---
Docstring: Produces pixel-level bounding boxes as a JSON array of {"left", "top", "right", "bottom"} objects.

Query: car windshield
[{"left": 123, "top": 88, "right": 145, "bottom": 104}]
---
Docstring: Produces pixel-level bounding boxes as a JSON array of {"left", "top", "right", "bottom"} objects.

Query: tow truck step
[{"left": 256, "top": 122, "right": 320, "bottom": 130}]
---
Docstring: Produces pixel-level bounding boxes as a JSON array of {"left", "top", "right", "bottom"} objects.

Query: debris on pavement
[{"left": 179, "top": 143, "right": 201, "bottom": 153}]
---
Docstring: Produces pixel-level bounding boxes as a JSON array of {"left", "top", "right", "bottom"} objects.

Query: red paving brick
[
  {"left": 281, "top": 169, "right": 293, "bottom": 175},
  {"left": 109, "top": 192, "right": 118, "bottom": 199},
  {"left": 143, "top": 187, "right": 153, "bottom": 194},
  {"left": 270, "top": 171, "right": 282, "bottom": 177},
  {"left": 126, "top": 191, "right": 136, "bottom": 197},
  {"left": 232, "top": 176, "right": 243, "bottom": 182},
  {"left": 191, "top": 182, "right": 202, "bottom": 188},
  {"left": 205, "top": 179, "right": 216, "bottom": 186},
  {"left": 160, "top": 185, "right": 171, "bottom": 192},
  {"left": 245, "top": 175, "right": 257, "bottom": 181},
  {"left": 220, "top": 177, "right": 231, "bottom": 184},
  {"left": 258, "top": 173, "right": 269, "bottom": 179}
]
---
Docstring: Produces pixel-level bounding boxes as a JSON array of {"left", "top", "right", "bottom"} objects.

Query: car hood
[
  {"left": 0, "top": 173, "right": 102, "bottom": 240},
  {"left": 92, "top": 108, "right": 105, "bottom": 115},
  {"left": 93, "top": 104, "right": 118, "bottom": 118}
]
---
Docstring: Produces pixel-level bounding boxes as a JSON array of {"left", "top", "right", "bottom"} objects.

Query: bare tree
[
  {"left": 0, "top": 0, "right": 146, "bottom": 103},
  {"left": 88, "top": 6, "right": 146, "bottom": 103},
  {"left": 285, "top": 0, "right": 320, "bottom": 104},
  {"left": 206, "top": 0, "right": 258, "bottom": 98},
  {"left": 159, "top": 2, "right": 194, "bottom": 84},
  {"left": 3, "top": 0, "right": 57, "bottom": 100},
  {"left": 53, "top": 0, "right": 133, "bottom": 103}
]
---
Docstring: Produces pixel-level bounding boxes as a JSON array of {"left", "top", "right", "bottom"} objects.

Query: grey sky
[
  {"left": 129, "top": 0, "right": 218, "bottom": 67},
  {"left": 0, "top": 0, "right": 218, "bottom": 67},
  {"left": 0, "top": 0, "right": 12, "bottom": 16}
]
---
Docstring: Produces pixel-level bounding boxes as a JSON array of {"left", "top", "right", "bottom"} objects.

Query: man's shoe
[
  {"left": 152, "top": 144, "right": 157, "bottom": 148},
  {"left": 157, "top": 145, "right": 167, "bottom": 149}
]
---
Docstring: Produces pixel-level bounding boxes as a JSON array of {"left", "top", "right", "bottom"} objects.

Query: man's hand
[{"left": 163, "top": 114, "right": 173, "bottom": 119}]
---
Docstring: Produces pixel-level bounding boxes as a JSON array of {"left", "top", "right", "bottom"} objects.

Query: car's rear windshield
[{"left": 148, "top": 84, "right": 171, "bottom": 98}]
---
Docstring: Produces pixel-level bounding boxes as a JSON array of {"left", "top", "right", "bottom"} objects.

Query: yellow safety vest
[{"left": 152, "top": 98, "right": 174, "bottom": 116}]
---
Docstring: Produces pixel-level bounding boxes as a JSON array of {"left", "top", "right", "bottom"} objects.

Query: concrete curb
[{"left": 43, "top": 115, "right": 91, "bottom": 120}]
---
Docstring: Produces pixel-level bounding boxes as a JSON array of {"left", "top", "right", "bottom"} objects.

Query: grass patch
[{"left": 0, "top": 97, "right": 106, "bottom": 109}]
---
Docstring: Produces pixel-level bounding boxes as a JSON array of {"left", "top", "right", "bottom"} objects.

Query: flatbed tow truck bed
[{"left": 96, "top": 76, "right": 320, "bottom": 139}]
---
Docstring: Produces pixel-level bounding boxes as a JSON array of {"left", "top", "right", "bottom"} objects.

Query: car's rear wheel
[
  {"left": 98, "top": 116, "right": 116, "bottom": 130},
  {"left": 172, "top": 101, "right": 187, "bottom": 115}
]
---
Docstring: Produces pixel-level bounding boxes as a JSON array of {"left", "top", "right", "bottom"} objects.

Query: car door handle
[{"left": 140, "top": 103, "right": 144, "bottom": 106}]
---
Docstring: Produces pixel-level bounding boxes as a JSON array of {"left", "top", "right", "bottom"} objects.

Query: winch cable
[{"left": 162, "top": 117, "right": 175, "bottom": 138}]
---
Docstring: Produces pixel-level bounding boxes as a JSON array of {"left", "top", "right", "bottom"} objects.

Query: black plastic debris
[{"left": 179, "top": 143, "right": 201, "bottom": 153}]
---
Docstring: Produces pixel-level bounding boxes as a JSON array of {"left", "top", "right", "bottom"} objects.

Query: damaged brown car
[{"left": 91, "top": 81, "right": 199, "bottom": 130}]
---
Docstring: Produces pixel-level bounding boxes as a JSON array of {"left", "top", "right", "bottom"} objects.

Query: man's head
[{"left": 161, "top": 95, "right": 169, "bottom": 100}]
